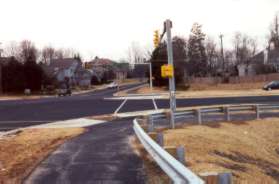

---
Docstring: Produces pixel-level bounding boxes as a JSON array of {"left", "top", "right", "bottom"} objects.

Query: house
[
  {"left": 85, "top": 57, "right": 117, "bottom": 83},
  {"left": 75, "top": 69, "right": 93, "bottom": 88},
  {"left": 43, "top": 58, "right": 82, "bottom": 85}
]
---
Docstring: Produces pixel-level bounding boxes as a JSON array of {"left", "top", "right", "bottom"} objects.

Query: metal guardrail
[
  {"left": 133, "top": 119, "right": 204, "bottom": 184},
  {"left": 134, "top": 103, "right": 279, "bottom": 183},
  {"left": 151, "top": 104, "right": 279, "bottom": 123}
]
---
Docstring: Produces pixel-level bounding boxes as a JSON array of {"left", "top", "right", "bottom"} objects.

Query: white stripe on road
[
  {"left": 114, "top": 99, "right": 128, "bottom": 114},
  {"left": 152, "top": 98, "right": 158, "bottom": 110}
]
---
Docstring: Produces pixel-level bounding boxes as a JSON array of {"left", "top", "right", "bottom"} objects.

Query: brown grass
[
  {"left": 161, "top": 119, "right": 279, "bottom": 183},
  {"left": 129, "top": 137, "right": 171, "bottom": 184},
  {"left": 133, "top": 82, "right": 279, "bottom": 98},
  {"left": 0, "top": 128, "right": 84, "bottom": 184}
]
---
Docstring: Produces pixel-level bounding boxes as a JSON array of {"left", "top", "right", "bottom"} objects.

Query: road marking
[
  {"left": 152, "top": 98, "right": 158, "bottom": 110},
  {"left": 114, "top": 99, "right": 128, "bottom": 115}
]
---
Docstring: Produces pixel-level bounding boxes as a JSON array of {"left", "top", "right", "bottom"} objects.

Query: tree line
[
  {"left": 1, "top": 40, "right": 81, "bottom": 93},
  {"left": 149, "top": 15, "right": 279, "bottom": 86}
]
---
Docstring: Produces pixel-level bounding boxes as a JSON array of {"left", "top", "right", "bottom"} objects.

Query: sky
[{"left": 0, "top": 0, "right": 278, "bottom": 61}]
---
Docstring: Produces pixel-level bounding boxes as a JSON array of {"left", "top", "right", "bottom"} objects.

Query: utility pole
[
  {"left": 219, "top": 34, "right": 225, "bottom": 76},
  {"left": 165, "top": 19, "right": 176, "bottom": 129}
]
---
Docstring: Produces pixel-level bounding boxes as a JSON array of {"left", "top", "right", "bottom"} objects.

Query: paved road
[
  {"left": 24, "top": 119, "right": 146, "bottom": 184},
  {"left": 1, "top": 82, "right": 279, "bottom": 131}
]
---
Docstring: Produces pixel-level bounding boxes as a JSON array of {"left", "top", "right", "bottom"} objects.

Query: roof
[
  {"left": 48, "top": 58, "right": 81, "bottom": 70},
  {"left": 88, "top": 57, "right": 116, "bottom": 66},
  {"left": 43, "top": 58, "right": 81, "bottom": 77}
]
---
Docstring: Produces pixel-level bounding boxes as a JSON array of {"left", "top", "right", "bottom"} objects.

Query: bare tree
[
  {"left": 3, "top": 41, "right": 21, "bottom": 60},
  {"left": 127, "top": 42, "right": 146, "bottom": 64},
  {"left": 42, "top": 46, "right": 55, "bottom": 64},
  {"left": 19, "top": 40, "right": 38, "bottom": 63},
  {"left": 232, "top": 32, "right": 258, "bottom": 65},
  {"left": 205, "top": 37, "right": 218, "bottom": 74}
]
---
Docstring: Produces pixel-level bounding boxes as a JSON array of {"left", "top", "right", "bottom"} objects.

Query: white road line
[
  {"left": 114, "top": 99, "right": 128, "bottom": 114},
  {"left": 152, "top": 98, "right": 158, "bottom": 110}
]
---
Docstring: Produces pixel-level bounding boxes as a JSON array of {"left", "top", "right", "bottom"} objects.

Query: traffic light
[{"left": 153, "top": 30, "right": 160, "bottom": 48}]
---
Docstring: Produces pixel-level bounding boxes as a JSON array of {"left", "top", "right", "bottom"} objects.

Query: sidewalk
[{"left": 24, "top": 119, "right": 146, "bottom": 184}]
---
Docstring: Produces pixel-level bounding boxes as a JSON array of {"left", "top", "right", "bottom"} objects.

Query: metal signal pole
[{"left": 165, "top": 19, "right": 176, "bottom": 129}]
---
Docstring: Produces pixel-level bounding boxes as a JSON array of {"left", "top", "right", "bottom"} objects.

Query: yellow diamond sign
[{"left": 161, "top": 64, "right": 174, "bottom": 78}]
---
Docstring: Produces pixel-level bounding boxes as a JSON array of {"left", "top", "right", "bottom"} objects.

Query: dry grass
[
  {"left": 129, "top": 137, "right": 171, "bottom": 184},
  {"left": 134, "top": 82, "right": 279, "bottom": 98},
  {"left": 161, "top": 119, "right": 279, "bottom": 183},
  {"left": 0, "top": 128, "right": 84, "bottom": 184}
]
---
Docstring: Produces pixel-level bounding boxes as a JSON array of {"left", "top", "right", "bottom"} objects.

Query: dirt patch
[
  {"left": 162, "top": 118, "right": 279, "bottom": 183},
  {"left": 0, "top": 128, "right": 84, "bottom": 184}
]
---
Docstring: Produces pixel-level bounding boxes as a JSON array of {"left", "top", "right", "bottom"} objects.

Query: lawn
[{"left": 0, "top": 128, "right": 84, "bottom": 183}]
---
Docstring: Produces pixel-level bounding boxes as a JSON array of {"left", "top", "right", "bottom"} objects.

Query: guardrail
[
  {"left": 150, "top": 104, "right": 279, "bottom": 125},
  {"left": 133, "top": 119, "right": 204, "bottom": 184},
  {"left": 134, "top": 103, "right": 279, "bottom": 183}
]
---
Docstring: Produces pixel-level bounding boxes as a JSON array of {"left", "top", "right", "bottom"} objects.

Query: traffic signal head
[{"left": 153, "top": 30, "right": 160, "bottom": 48}]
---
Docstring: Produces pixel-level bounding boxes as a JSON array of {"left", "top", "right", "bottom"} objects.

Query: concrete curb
[
  {"left": 113, "top": 83, "right": 148, "bottom": 97},
  {"left": 0, "top": 118, "right": 107, "bottom": 139}
]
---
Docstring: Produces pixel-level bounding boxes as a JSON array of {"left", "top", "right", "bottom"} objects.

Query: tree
[
  {"left": 232, "top": 32, "right": 258, "bottom": 65},
  {"left": 150, "top": 36, "right": 187, "bottom": 86},
  {"left": 19, "top": 40, "right": 38, "bottom": 63},
  {"left": 187, "top": 23, "right": 207, "bottom": 77},
  {"left": 205, "top": 37, "right": 219, "bottom": 75},
  {"left": 2, "top": 57, "right": 25, "bottom": 92},
  {"left": 268, "top": 14, "right": 279, "bottom": 49},
  {"left": 23, "top": 55, "right": 44, "bottom": 91},
  {"left": 127, "top": 42, "right": 146, "bottom": 64},
  {"left": 42, "top": 46, "right": 55, "bottom": 64}
]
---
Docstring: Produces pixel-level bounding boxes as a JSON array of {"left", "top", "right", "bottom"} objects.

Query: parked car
[
  {"left": 57, "top": 84, "right": 72, "bottom": 96},
  {"left": 263, "top": 81, "right": 279, "bottom": 91},
  {"left": 107, "top": 82, "right": 118, "bottom": 89}
]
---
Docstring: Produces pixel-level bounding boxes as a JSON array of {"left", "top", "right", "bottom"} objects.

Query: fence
[{"left": 134, "top": 103, "right": 279, "bottom": 184}]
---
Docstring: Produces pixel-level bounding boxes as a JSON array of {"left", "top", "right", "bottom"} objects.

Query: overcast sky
[{"left": 0, "top": 0, "right": 278, "bottom": 61}]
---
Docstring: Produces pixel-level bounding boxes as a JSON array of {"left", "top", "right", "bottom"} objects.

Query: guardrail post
[
  {"left": 196, "top": 109, "right": 202, "bottom": 124},
  {"left": 156, "top": 132, "right": 164, "bottom": 147},
  {"left": 147, "top": 116, "right": 154, "bottom": 132},
  {"left": 218, "top": 172, "right": 233, "bottom": 184},
  {"left": 255, "top": 105, "right": 260, "bottom": 119},
  {"left": 164, "top": 146, "right": 186, "bottom": 165},
  {"left": 223, "top": 107, "right": 230, "bottom": 121},
  {"left": 199, "top": 172, "right": 218, "bottom": 183},
  {"left": 176, "top": 146, "right": 186, "bottom": 165}
]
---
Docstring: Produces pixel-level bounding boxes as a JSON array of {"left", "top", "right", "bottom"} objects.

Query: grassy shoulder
[
  {"left": 0, "top": 128, "right": 84, "bottom": 183},
  {"left": 133, "top": 118, "right": 279, "bottom": 183},
  {"left": 132, "top": 82, "right": 279, "bottom": 98}
]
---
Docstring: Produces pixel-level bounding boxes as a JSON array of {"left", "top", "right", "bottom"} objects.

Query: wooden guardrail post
[
  {"left": 196, "top": 109, "right": 202, "bottom": 124},
  {"left": 164, "top": 146, "right": 186, "bottom": 165},
  {"left": 199, "top": 172, "right": 233, "bottom": 184},
  {"left": 223, "top": 107, "right": 230, "bottom": 121}
]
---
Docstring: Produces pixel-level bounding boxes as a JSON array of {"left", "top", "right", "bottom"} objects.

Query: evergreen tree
[{"left": 187, "top": 23, "right": 207, "bottom": 77}]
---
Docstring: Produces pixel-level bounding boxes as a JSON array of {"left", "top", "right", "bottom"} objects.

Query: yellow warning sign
[{"left": 161, "top": 64, "right": 174, "bottom": 78}]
